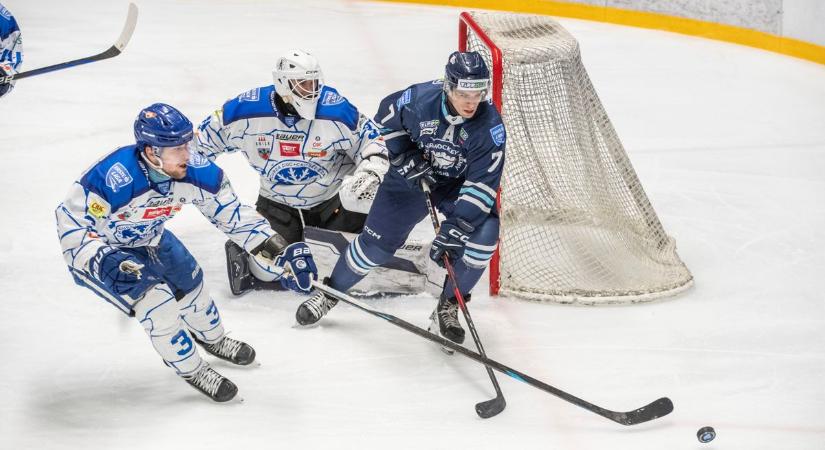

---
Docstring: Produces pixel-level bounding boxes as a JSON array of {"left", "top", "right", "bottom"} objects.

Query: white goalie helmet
[{"left": 272, "top": 49, "right": 324, "bottom": 120}]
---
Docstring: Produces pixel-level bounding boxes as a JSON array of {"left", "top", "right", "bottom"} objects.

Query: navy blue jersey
[{"left": 374, "top": 80, "right": 506, "bottom": 227}]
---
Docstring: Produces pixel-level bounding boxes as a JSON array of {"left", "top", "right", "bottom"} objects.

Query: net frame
[{"left": 459, "top": 11, "right": 693, "bottom": 304}]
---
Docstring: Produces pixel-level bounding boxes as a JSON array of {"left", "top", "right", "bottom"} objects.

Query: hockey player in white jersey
[
  {"left": 55, "top": 103, "right": 318, "bottom": 402},
  {"left": 196, "top": 49, "right": 390, "bottom": 295},
  {"left": 0, "top": 2, "right": 23, "bottom": 98}
]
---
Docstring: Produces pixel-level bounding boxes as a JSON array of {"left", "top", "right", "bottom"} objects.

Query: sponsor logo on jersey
[
  {"left": 396, "top": 88, "right": 412, "bottom": 108},
  {"left": 116, "top": 210, "right": 132, "bottom": 220},
  {"left": 256, "top": 135, "right": 273, "bottom": 159},
  {"left": 144, "top": 197, "right": 174, "bottom": 208},
  {"left": 105, "top": 163, "right": 133, "bottom": 193},
  {"left": 459, "top": 128, "right": 469, "bottom": 143},
  {"left": 239, "top": 88, "right": 260, "bottom": 102},
  {"left": 321, "top": 91, "right": 345, "bottom": 106},
  {"left": 279, "top": 142, "right": 301, "bottom": 157},
  {"left": 0, "top": 6, "right": 10, "bottom": 19},
  {"left": 489, "top": 124, "right": 505, "bottom": 147},
  {"left": 88, "top": 200, "right": 107, "bottom": 218},
  {"left": 267, "top": 160, "right": 328, "bottom": 185},
  {"left": 187, "top": 152, "right": 210, "bottom": 168},
  {"left": 142, "top": 205, "right": 182, "bottom": 220},
  {"left": 419, "top": 119, "right": 439, "bottom": 136},
  {"left": 275, "top": 132, "right": 304, "bottom": 142}
]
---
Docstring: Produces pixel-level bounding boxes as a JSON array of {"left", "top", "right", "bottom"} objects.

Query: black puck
[{"left": 697, "top": 426, "right": 716, "bottom": 443}]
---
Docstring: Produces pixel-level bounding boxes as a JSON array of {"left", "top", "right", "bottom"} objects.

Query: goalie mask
[{"left": 273, "top": 49, "right": 324, "bottom": 120}]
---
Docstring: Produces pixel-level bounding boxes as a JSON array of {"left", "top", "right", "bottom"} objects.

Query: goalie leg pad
[{"left": 134, "top": 285, "right": 203, "bottom": 377}]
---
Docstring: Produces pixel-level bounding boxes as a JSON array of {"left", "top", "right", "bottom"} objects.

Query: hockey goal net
[{"left": 460, "top": 11, "right": 693, "bottom": 304}]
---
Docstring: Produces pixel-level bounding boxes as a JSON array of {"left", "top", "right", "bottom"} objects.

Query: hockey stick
[
  {"left": 421, "top": 184, "right": 506, "bottom": 419},
  {"left": 310, "top": 280, "right": 673, "bottom": 425},
  {"left": 0, "top": 3, "right": 138, "bottom": 84}
]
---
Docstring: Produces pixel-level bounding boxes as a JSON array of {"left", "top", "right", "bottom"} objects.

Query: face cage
[{"left": 288, "top": 78, "right": 321, "bottom": 100}]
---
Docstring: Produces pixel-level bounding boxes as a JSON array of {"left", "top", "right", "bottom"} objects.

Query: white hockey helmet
[{"left": 272, "top": 49, "right": 324, "bottom": 120}]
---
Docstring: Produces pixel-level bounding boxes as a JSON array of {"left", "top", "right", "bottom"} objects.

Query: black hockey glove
[
  {"left": 0, "top": 65, "right": 13, "bottom": 98},
  {"left": 390, "top": 149, "right": 436, "bottom": 191},
  {"left": 430, "top": 217, "right": 475, "bottom": 267}
]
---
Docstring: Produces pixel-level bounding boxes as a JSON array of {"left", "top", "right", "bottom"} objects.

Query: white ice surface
[{"left": 1, "top": 1, "right": 824, "bottom": 449}]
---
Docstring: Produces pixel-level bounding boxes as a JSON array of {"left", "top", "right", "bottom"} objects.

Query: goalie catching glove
[
  {"left": 339, "top": 141, "right": 389, "bottom": 214},
  {"left": 251, "top": 236, "right": 318, "bottom": 293}
]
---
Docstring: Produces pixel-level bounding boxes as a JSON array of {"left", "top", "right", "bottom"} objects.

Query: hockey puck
[{"left": 697, "top": 426, "right": 716, "bottom": 443}]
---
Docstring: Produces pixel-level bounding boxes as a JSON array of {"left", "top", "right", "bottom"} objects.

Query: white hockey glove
[{"left": 340, "top": 143, "right": 389, "bottom": 214}]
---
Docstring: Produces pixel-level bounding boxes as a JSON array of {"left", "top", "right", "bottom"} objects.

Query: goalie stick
[
  {"left": 310, "top": 280, "right": 674, "bottom": 426},
  {"left": 422, "top": 184, "right": 506, "bottom": 419},
  {"left": 0, "top": 3, "right": 138, "bottom": 84}
]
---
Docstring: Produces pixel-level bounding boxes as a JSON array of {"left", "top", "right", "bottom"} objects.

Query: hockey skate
[
  {"left": 184, "top": 363, "right": 238, "bottom": 402},
  {"left": 427, "top": 293, "right": 466, "bottom": 354},
  {"left": 194, "top": 335, "right": 256, "bottom": 366},
  {"left": 295, "top": 287, "right": 338, "bottom": 326}
]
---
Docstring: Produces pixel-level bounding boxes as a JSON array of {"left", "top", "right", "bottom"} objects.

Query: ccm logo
[{"left": 448, "top": 228, "right": 469, "bottom": 243}]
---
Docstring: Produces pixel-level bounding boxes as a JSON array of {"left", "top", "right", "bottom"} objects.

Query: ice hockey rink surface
[{"left": 1, "top": 1, "right": 824, "bottom": 449}]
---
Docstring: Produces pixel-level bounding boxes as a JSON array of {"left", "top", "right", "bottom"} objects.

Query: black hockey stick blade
[
  {"left": 476, "top": 394, "right": 506, "bottom": 419},
  {"left": 608, "top": 397, "right": 674, "bottom": 426},
  {"left": 311, "top": 281, "right": 673, "bottom": 426},
  {"left": 8, "top": 3, "right": 137, "bottom": 82}
]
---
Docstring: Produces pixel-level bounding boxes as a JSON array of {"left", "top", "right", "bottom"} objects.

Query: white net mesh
[{"left": 463, "top": 12, "right": 693, "bottom": 304}]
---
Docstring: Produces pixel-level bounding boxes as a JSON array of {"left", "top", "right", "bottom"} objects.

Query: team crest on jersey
[
  {"left": 112, "top": 222, "right": 160, "bottom": 242},
  {"left": 489, "top": 124, "right": 505, "bottom": 147},
  {"left": 397, "top": 89, "right": 412, "bottom": 108},
  {"left": 267, "top": 160, "right": 328, "bottom": 185},
  {"left": 419, "top": 120, "right": 439, "bottom": 136},
  {"left": 105, "top": 163, "right": 133, "bottom": 193},
  {"left": 88, "top": 200, "right": 107, "bottom": 219},
  {"left": 187, "top": 152, "right": 210, "bottom": 168},
  {"left": 321, "top": 91, "right": 345, "bottom": 106},
  {"left": 256, "top": 135, "right": 273, "bottom": 159},
  {"left": 239, "top": 88, "right": 260, "bottom": 102}
]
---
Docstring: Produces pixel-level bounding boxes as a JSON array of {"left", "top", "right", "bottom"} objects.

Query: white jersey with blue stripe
[
  {"left": 55, "top": 146, "right": 275, "bottom": 274},
  {"left": 195, "top": 85, "right": 385, "bottom": 208},
  {"left": 0, "top": 3, "right": 23, "bottom": 77}
]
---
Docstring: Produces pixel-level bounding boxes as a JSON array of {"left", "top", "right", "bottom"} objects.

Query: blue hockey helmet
[
  {"left": 444, "top": 51, "right": 490, "bottom": 95},
  {"left": 133, "top": 103, "right": 194, "bottom": 148}
]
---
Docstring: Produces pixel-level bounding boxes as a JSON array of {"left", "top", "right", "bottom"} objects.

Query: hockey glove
[
  {"left": 430, "top": 217, "right": 475, "bottom": 268},
  {"left": 274, "top": 242, "right": 318, "bottom": 293},
  {"left": 0, "top": 65, "right": 13, "bottom": 98},
  {"left": 91, "top": 247, "right": 160, "bottom": 298},
  {"left": 390, "top": 150, "right": 436, "bottom": 191}
]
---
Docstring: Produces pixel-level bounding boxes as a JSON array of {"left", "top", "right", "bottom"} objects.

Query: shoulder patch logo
[
  {"left": 321, "top": 91, "right": 345, "bottom": 106},
  {"left": 187, "top": 152, "right": 210, "bottom": 168},
  {"left": 489, "top": 124, "right": 505, "bottom": 147},
  {"left": 88, "top": 200, "right": 108, "bottom": 219},
  {"left": 239, "top": 88, "right": 260, "bottom": 102},
  {"left": 105, "top": 162, "right": 133, "bottom": 193},
  {"left": 396, "top": 88, "right": 412, "bottom": 108}
]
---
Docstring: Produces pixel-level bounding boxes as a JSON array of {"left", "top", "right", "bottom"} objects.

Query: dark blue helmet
[
  {"left": 134, "top": 103, "right": 194, "bottom": 148},
  {"left": 444, "top": 51, "right": 490, "bottom": 93}
]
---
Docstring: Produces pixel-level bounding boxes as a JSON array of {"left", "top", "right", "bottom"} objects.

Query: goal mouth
[{"left": 460, "top": 11, "right": 693, "bottom": 304}]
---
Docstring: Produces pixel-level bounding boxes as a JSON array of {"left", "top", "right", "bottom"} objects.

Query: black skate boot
[
  {"left": 194, "top": 335, "right": 256, "bottom": 366},
  {"left": 296, "top": 282, "right": 338, "bottom": 326},
  {"left": 184, "top": 363, "right": 238, "bottom": 402},
  {"left": 428, "top": 293, "right": 466, "bottom": 345}
]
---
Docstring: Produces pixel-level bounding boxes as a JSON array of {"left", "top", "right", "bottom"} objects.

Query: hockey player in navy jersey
[
  {"left": 55, "top": 103, "right": 318, "bottom": 402},
  {"left": 0, "top": 2, "right": 23, "bottom": 98},
  {"left": 196, "top": 49, "right": 389, "bottom": 296},
  {"left": 296, "top": 51, "right": 506, "bottom": 344}
]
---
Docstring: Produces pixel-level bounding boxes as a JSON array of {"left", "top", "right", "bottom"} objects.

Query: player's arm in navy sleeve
[
  {"left": 373, "top": 87, "right": 418, "bottom": 159},
  {"left": 451, "top": 123, "right": 506, "bottom": 228}
]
